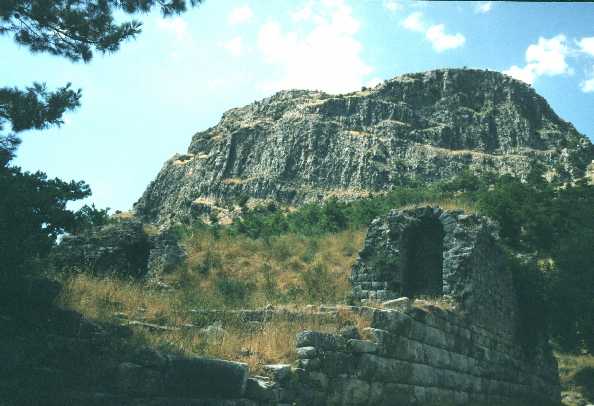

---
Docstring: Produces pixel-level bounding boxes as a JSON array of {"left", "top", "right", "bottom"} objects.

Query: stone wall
[
  {"left": 351, "top": 207, "right": 518, "bottom": 341},
  {"left": 51, "top": 219, "right": 185, "bottom": 278},
  {"left": 283, "top": 305, "right": 560, "bottom": 406}
]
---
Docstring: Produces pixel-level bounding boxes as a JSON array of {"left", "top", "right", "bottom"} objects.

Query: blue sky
[{"left": 2, "top": 0, "right": 594, "bottom": 211}]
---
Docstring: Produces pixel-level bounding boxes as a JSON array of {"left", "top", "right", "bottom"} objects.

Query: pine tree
[{"left": 0, "top": 0, "right": 201, "bottom": 279}]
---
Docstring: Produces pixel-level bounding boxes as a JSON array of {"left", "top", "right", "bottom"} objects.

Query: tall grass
[{"left": 59, "top": 228, "right": 366, "bottom": 371}]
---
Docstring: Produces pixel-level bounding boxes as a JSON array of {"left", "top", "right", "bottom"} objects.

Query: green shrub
[
  {"left": 215, "top": 276, "right": 253, "bottom": 305},
  {"left": 302, "top": 261, "right": 336, "bottom": 303},
  {"left": 193, "top": 250, "right": 222, "bottom": 275}
]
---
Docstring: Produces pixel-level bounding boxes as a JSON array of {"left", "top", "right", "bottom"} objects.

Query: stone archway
[{"left": 400, "top": 217, "right": 444, "bottom": 298}]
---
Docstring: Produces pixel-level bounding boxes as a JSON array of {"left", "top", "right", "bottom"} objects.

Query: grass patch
[
  {"left": 58, "top": 228, "right": 366, "bottom": 372},
  {"left": 558, "top": 352, "right": 594, "bottom": 406},
  {"left": 59, "top": 272, "right": 370, "bottom": 373}
]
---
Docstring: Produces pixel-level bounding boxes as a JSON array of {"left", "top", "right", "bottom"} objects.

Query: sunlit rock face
[{"left": 134, "top": 68, "right": 594, "bottom": 225}]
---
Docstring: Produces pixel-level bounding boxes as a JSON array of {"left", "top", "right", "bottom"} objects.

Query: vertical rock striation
[{"left": 134, "top": 69, "right": 593, "bottom": 225}]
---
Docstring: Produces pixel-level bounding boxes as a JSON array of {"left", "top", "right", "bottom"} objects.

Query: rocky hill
[{"left": 134, "top": 69, "right": 594, "bottom": 225}]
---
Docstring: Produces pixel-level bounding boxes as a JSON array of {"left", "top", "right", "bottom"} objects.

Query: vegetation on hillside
[{"left": 58, "top": 167, "right": 594, "bottom": 357}]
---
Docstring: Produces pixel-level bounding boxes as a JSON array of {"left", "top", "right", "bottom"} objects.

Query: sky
[{"left": 2, "top": 0, "right": 594, "bottom": 212}]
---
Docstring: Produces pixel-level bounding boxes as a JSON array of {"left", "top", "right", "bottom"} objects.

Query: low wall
[{"left": 279, "top": 305, "right": 559, "bottom": 405}]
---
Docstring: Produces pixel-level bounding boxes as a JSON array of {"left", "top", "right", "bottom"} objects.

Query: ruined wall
[
  {"left": 284, "top": 306, "right": 560, "bottom": 406},
  {"left": 351, "top": 207, "right": 518, "bottom": 340}
]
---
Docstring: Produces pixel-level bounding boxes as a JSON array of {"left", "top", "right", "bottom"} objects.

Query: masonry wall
[
  {"left": 351, "top": 207, "right": 518, "bottom": 341},
  {"left": 285, "top": 306, "right": 560, "bottom": 406}
]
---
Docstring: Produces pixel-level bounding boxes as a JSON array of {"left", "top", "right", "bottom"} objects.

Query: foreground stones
[
  {"left": 285, "top": 306, "right": 560, "bottom": 405},
  {"left": 117, "top": 356, "right": 249, "bottom": 399},
  {"left": 2, "top": 300, "right": 561, "bottom": 405}
]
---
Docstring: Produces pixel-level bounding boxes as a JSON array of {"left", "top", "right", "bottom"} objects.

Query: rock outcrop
[
  {"left": 134, "top": 68, "right": 594, "bottom": 225},
  {"left": 51, "top": 219, "right": 185, "bottom": 277}
]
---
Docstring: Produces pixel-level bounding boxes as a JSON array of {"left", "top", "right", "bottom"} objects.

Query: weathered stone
[
  {"left": 245, "top": 377, "right": 276, "bottom": 401},
  {"left": 147, "top": 228, "right": 186, "bottom": 275},
  {"left": 338, "top": 326, "right": 361, "bottom": 340},
  {"left": 130, "top": 346, "right": 168, "bottom": 368},
  {"left": 353, "top": 207, "right": 519, "bottom": 340},
  {"left": 307, "top": 371, "right": 329, "bottom": 390},
  {"left": 298, "top": 357, "right": 321, "bottom": 370},
  {"left": 347, "top": 339, "right": 378, "bottom": 354},
  {"left": 51, "top": 220, "right": 185, "bottom": 278},
  {"left": 381, "top": 297, "right": 410, "bottom": 310},
  {"left": 116, "top": 362, "right": 163, "bottom": 395},
  {"left": 163, "top": 357, "right": 249, "bottom": 398},
  {"left": 338, "top": 378, "right": 370, "bottom": 406},
  {"left": 296, "top": 346, "right": 317, "bottom": 359},
  {"left": 262, "top": 364, "right": 292, "bottom": 382},
  {"left": 51, "top": 219, "right": 151, "bottom": 277},
  {"left": 135, "top": 69, "right": 594, "bottom": 226},
  {"left": 295, "top": 331, "right": 345, "bottom": 350}
]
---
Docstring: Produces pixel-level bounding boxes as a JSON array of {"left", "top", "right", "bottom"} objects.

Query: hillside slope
[{"left": 135, "top": 68, "right": 594, "bottom": 224}]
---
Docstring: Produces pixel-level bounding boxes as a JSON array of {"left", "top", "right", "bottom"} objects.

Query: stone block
[
  {"left": 335, "top": 377, "right": 371, "bottom": 406},
  {"left": 163, "top": 357, "right": 248, "bottom": 398},
  {"left": 262, "top": 364, "right": 292, "bottom": 382},
  {"left": 319, "top": 351, "right": 355, "bottom": 376},
  {"left": 296, "top": 346, "right": 317, "bottom": 359},
  {"left": 381, "top": 297, "right": 410, "bottom": 310},
  {"left": 307, "top": 371, "right": 329, "bottom": 390},
  {"left": 295, "top": 331, "right": 345, "bottom": 351},
  {"left": 245, "top": 377, "right": 276, "bottom": 402},
  {"left": 347, "top": 339, "right": 378, "bottom": 354},
  {"left": 298, "top": 357, "right": 321, "bottom": 370},
  {"left": 117, "top": 362, "right": 163, "bottom": 395}
]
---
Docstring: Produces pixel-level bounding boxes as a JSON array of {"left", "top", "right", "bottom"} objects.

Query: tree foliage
[
  {"left": 0, "top": 83, "right": 81, "bottom": 164},
  {"left": 0, "top": 0, "right": 201, "bottom": 62},
  {"left": 0, "top": 165, "right": 91, "bottom": 277},
  {"left": 0, "top": 0, "right": 202, "bottom": 162},
  {"left": 0, "top": 0, "right": 200, "bottom": 281}
]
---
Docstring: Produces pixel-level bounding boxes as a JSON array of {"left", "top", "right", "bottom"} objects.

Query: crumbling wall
[
  {"left": 284, "top": 306, "right": 560, "bottom": 406},
  {"left": 351, "top": 207, "right": 518, "bottom": 340}
]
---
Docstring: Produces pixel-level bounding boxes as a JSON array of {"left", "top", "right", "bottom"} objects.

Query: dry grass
[
  {"left": 131, "top": 308, "right": 371, "bottom": 373},
  {"left": 179, "top": 228, "right": 364, "bottom": 308},
  {"left": 557, "top": 352, "right": 594, "bottom": 406},
  {"left": 398, "top": 198, "right": 478, "bottom": 215},
  {"left": 60, "top": 274, "right": 192, "bottom": 326},
  {"left": 59, "top": 273, "right": 370, "bottom": 372},
  {"left": 58, "top": 228, "right": 367, "bottom": 372}
]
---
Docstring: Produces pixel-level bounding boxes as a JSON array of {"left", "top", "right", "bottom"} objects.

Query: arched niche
[{"left": 400, "top": 217, "right": 444, "bottom": 298}]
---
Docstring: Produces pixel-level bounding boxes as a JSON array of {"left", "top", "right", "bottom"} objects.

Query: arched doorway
[{"left": 401, "top": 217, "right": 444, "bottom": 298}]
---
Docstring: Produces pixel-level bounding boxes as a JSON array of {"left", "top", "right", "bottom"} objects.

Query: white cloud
[
  {"left": 425, "top": 24, "right": 465, "bottom": 52},
  {"left": 474, "top": 2, "right": 492, "bottom": 14},
  {"left": 156, "top": 17, "right": 190, "bottom": 42},
  {"left": 228, "top": 5, "right": 254, "bottom": 25},
  {"left": 257, "top": 0, "right": 373, "bottom": 94},
  {"left": 580, "top": 76, "right": 594, "bottom": 93},
  {"left": 384, "top": 0, "right": 403, "bottom": 13},
  {"left": 578, "top": 37, "right": 594, "bottom": 57},
  {"left": 402, "top": 12, "right": 425, "bottom": 32},
  {"left": 503, "top": 35, "right": 571, "bottom": 84},
  {"left": 503, "top": 65, "right": 536, "bottom": 85},
  {"left": 223, "top": 36, "right": 243, "bottom": 57},
  {"left": 402, "top": 13, "right": 465, "bottom": 52},
  {"left": 291, "top": 1, "right": 314, "bottom": 21}
]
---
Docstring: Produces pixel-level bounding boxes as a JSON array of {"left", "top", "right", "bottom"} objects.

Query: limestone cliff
[{"left": 134, "top": 69, "right": 594, "bottom": 224}]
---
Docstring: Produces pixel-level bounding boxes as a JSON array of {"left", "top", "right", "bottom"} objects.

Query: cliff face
[{"left": 134, "top": 69, "right": 594, "bottom": 224}]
